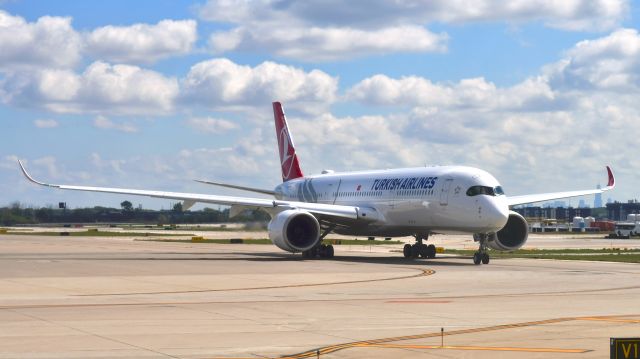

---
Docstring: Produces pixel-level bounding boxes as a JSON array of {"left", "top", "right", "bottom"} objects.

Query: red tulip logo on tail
[{"left": 273, "top": 102, "right": 304, "bottom": 182}]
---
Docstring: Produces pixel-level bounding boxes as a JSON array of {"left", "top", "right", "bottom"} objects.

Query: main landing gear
[
  {"left": 472, "top": 233, "right": 491, "bottom": 265},
  {"left": 403, "top": 234, "right": 436, "bottom": 259},
  {"left": 302, "top": 224, "right": 335, "bottom": 259},
  {"left": 302, "top": 243, "right": 334, "bottom": 259}
]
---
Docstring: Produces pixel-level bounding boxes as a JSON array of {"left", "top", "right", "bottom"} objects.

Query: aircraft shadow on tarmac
[
  {"left": 10, "top": 251, "right": 475, "bottom": 265},
  {"left": 164, "top": 251, "right": 476, "bottom": 266}
]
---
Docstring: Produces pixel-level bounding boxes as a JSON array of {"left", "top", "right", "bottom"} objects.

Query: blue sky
[{"left": 1, "top": 0, "right": 638, "bottom": 209}]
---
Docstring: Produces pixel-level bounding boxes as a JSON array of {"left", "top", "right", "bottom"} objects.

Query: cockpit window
[{"left": 466, "top": 185, "right": 504, "bottom": 197}]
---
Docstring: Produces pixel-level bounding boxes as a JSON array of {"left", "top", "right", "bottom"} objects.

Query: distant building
[
  {"left": 594, "top": 184, "right": 603, "bottom": 208},
  {"left": 513, "top": 206, "right": 592, "bottom": 221},
  {"left": 578, "top": 199, "right": 586, "bottom": 208},
  {"left": 606, "top": 201, "right": 640, "bottom": 221},
  {"left": 553, "top": 201, "right": 566, "bottom": 208}
]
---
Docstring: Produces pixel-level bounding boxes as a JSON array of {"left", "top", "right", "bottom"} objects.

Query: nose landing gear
[
  {"left": 403, "top": 234, "right": 436, "bottom": 259},
  {"left": 472, "top": 233, "right": 491, "bottom": 265},
  {"left": 472, "top": 251, "right": 490, "bottom": 265}
]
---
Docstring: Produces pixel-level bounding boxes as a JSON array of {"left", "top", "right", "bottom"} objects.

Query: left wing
[
  {"left": 506, "top": 166, "right": 615, "bottom": 207},
  {"left": 18, "top": 160, "right": 363, "bottom": 220}
]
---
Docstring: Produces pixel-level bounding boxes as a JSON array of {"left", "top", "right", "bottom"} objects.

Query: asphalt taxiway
[{"left": 0, "top": 233, "right": 639, "bottom": 358}]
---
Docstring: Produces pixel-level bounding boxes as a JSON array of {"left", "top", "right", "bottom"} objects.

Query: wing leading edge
[
  {"left": 18, "top": 160, "right": 360, "bottom": 220},
  {"left": 506, "top": 166, "right": 615, "bottom": 207}
]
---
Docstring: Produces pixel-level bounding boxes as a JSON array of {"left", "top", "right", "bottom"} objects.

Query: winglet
[
  {"left": 18, "top": 160, "right": 58, "bottom": 188},
  {"left": 606, "top": 165, "right": 615, "bottom": 189}
]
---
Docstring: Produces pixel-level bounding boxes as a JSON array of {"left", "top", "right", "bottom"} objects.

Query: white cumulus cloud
[
  {"left": 347, "top": 74, "right": 557, "bottom": 112},
  {"left": 85, "top": 19, "right": 198, "bottom": 64},
  {"left": 199, "top": 0, "right": 627, "bottom": 60},
  {"left": 1, "top": 57, "right": 336, "bottom": 115},
  {"left": 1, "top": 61, "right": 179, "bottom": 115},
  {"left": 180, "top": 58, "right": 337, "bottom": 113},
  {"left": 546, "top": 28, "right": 640, "bottom": 91},
  {"left": 0, "top": 10, "right": 82, "bottom": 70},
  {"left": 209, "top": 25, "right": 447, "bottom": 62}
]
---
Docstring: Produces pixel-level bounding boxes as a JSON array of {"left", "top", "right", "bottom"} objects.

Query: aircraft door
[{"left": 439, "top": 178, "right": 453, "bottom": 206}]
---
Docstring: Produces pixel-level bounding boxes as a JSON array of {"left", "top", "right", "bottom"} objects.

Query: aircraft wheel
[
  {"left": 427, "top": 244, "right": 436, "bottom": 258},
  {"left": 473, "top": 252, "right": 482, "bottom": 265},
  {"left": 403, "top": 244, "right": 412, "bottom": 258},
  {"left": 481, "top": 253, "right": 490, "bottom": 264},
  {"left": 318, "top": 244, "right": 328, "bottom": 258},
  {"left": 411, "top": 244, "right": 421, "bottom": 258},
  {"left": 418, "top": 243, "right": 429, "bottom": 258},
  {"left": 326, "top": 244, "right": 334, "bottom": 258}
]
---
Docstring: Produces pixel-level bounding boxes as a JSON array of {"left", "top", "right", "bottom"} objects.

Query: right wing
[
  {"left": 18, "top": 160, "right": 363, "bottom": 220},
  {"left": 506, "top": 166, "right": 615, "bottom": 207}
]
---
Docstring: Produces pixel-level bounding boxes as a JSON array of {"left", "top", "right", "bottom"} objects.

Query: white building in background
[{"left": 594, "top": 184, "right": 603, "bottom": 208}]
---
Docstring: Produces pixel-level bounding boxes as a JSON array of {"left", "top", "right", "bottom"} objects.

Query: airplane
[{"left": 18, "top": 102, "right": 616, "bottom": 265}]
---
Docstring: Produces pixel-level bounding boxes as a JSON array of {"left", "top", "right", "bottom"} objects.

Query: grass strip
[{"left": 444, "top": 248, "right": 640, "bottom": 263}]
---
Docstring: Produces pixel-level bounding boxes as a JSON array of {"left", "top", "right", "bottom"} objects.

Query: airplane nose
[{"left": 483, "top": 197, "right": 509, "bottom": 229}]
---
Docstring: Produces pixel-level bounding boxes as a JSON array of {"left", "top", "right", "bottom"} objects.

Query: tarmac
[{"left": 0, "top": 232, "right": 639, "bottom": 358}]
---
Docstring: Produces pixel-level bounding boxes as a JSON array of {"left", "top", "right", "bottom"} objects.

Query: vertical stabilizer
[{"left": 273, "top": 102, "right": 304, "bottom": 182}]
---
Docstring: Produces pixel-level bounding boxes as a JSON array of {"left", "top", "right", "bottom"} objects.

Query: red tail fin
[{"left": 273, "top": 102, "right": 304, "bottom": 182}]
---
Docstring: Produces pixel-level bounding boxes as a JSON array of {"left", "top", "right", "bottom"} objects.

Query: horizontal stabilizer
[{"left": 194, "top": 179, "right": 275, "bottom": 196}]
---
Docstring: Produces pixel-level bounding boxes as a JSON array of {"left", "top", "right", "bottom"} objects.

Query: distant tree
[
  {"left": 10, "top": 201, "right": 21, "bottom": 215},
  {"left": 172, "top": 202, "right": 183, "bottom": 212},
  {"left": 120, "top": 200, "right": 133, "bottom": 212}
]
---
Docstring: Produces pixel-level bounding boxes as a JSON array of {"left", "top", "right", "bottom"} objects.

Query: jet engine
[
  {"left": 268, "top": 209, "right": 321, "bottom": 252},
  {"left": 487, "top": 211, "right": 528, "bottom": 251}
]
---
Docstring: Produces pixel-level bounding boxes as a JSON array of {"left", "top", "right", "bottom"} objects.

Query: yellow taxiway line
[
  {"left": 578, "top": 316, "right": 640, "bottom": 323},
  {"left": 213, "top": 314, "right": 640, "bottom": 358},
  {"left": 355, "top": 343, "right": 589, "bottom": 353}
]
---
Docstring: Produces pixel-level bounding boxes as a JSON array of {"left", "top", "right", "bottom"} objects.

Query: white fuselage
[{"left": 274, "top": 166, "right": 510, "bottom": 237}]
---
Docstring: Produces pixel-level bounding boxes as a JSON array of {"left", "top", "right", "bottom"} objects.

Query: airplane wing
[
  {"left": 18, "top": 160, "right": 360, "bottom": 220},
  {"left": 194, "top": 179, "right": 275, "bottom": 196},
  {"left": 506, "top": 166, "right": 615, "bottom": 207}
]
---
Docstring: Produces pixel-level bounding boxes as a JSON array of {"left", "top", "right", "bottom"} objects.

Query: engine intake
[
  {"left": 487, "top": 211, "right": 529, "bottom": 251},
  {"left": 268, "top": 209, "right": 321, "bottom": 252}
]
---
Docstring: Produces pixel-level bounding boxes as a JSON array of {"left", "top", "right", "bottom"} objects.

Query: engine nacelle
[
  {"left": 268, "top": 209, "right": 321, "bottom": 252},
  {"left": 487, "top": 211, "right": 529, "bottom": 251}
]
